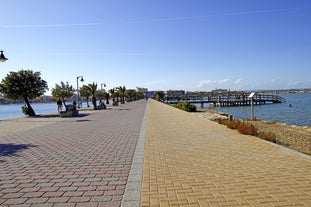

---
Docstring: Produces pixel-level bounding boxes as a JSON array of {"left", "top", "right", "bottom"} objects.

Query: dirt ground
[{"left": 194, "top": 109, "right": 311, "bottom": 156}]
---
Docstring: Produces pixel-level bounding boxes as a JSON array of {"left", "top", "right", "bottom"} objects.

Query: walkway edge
[{"left": 121, "top": 101, "right": 148, "bottom": 207}]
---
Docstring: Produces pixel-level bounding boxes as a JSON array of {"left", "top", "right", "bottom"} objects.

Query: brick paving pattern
[
  {"left": 142, "top": 99, "right": 311, "bottom": 207},
  {"left": 1, "top": 99, "right": 311, "bottom": 207},
  {"left": 0, "top": 100, "right": 147, "bottom": 207}
]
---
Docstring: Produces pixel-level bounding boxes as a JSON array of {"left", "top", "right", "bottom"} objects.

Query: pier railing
[{"left": 163, "top": 93, "right": 286, "bottom": 107}]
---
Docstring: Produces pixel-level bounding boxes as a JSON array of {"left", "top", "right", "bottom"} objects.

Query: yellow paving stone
[
  {"left": 272, "top": 201, "right": 297, "bottom": 207},
  {"left": 222, "top": 193, "right": 235, "bottom": 201},
  {"left": 141, "top": 194, "right": 150, "bottom": 205},
  {"left": 234, "top": 196, "right": 250, "bottom": 205},
  {"left": 187, "top": 196, "right": 198, "bottom": 204},
  {"left": 218, "top": 200, "right": 241, "bottom": 206},
  {"left": 167, "top": 190, "right": 178, "bottom": 199},
  {"left": 299, "top": 199, "right": 311, "bottom": 206},
  {"left": 180, "top": 204, "right": 200, "bottom": 207},
  {"left": 150, "top": 197, "right": 160, "bottom": 206},
  {"left": 176, "top": 192, "right": 187, "bottom": 200},
  {"left": 169, "top": 199, "right": 189, "bottom": 205},
  {"left": 197, "top": 198, "right": 210, "bottom": 206},
  {"left": 141, "top": 100, "right": 311, "bottom": 207},
  {"left": 150, "top": 183, "right": 158, "bottom": 192},
  {"left": 159, "top": 201, "right": 170, "bottom": 207}
]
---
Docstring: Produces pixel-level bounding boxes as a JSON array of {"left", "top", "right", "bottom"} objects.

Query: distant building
[
  {"left": 136, "top": 87, "right": 148, "bottom": 93},
  {"left": 137, "top": 87, "right": 149, "bottom": 98},
  {"left": 166, "top": 90, "right": 185, "bottom": 97},
  {"left": 145, "top": 91, "right": 156, "bottom": 98}
]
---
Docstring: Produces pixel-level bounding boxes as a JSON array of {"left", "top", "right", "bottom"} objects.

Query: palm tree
[
  {"left": 155, "top": 91, "right": 165, "bottom": 101},
  {"left": 51, "top": 81, "right": 74, "bottom": 107},
  {"left": 104, "top": 91, "right": 110, "bottom": 104},
  {"left": 80, "top": 85, "right": 91, "bottom": 107},
  {"left": 96, "top": 90, "right": 105, "bottom": 103},
  {"left": 126, "top": 89, "right": 136, "bottom": 102},
  {"left": 87, "top": 82, "right": 98, "bottom": 110},
  {"left": 109, "top": 88, "right": 116, "bottom": 103},
  {"left": 117, "top": 86, "right": 126, "bottom": 104}
]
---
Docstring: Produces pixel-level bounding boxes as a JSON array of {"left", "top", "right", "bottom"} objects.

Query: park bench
[
  {"left": 60, "top": 104, "right": 79, "bottom": 118},
  {"left": 97, "top": 102, "right": 107, "bottom": 110}
]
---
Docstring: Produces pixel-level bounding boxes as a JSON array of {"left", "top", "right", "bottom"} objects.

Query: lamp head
[
  {"left": 0, "top": 51, "right": 8, "bottom": 62},
  {"left": 80, "top": 77, "right": 84, "bottom": 82}
]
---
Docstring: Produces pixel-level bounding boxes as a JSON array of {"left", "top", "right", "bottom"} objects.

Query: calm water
[
  {"left": 0, "top": 102, "right": 58, "bottom": 120},
  {"left": 203, "top": 93, "right": 311, "bottom": 126}
]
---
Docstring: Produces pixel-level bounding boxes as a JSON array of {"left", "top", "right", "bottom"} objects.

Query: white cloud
[
  {"left": 219, "top": 79, "right": 231, "bottom": 84},
  {"left": 288, "top": 81, "right": 304, "bottom": 87},
  {"left": 196, "top": 78, "right": 311, "bottom": 91},
  {"left": 197, "top": 79, "right": 232, "bottom": 90},
  {"left": 270, "top": 78, "right": 279, "bottom": 83},
  {"left": 197, "top": 78, "right": 252, "bottom": 91},
  {"left": 234, "top": 78, "right": 243, "bottom": 85}
]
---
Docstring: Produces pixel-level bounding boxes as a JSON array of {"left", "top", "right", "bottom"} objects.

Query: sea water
[
  {"left": 0, "top": 101, "right": 94, "bottom": 120},
  {"left": 0, "top": 102, "right": 57, "bottom": 120},
  {"left": 204, "top": 93, "right": 311, "bottom": 126}
]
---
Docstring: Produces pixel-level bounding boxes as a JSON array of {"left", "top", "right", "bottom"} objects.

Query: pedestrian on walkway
[{"left": 57, "top": 98, "right": 62, "bottom": 113}]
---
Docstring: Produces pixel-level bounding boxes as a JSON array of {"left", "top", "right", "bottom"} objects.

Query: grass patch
[{"left": 173, "top": 102, "right": 197, "bottom": 112}]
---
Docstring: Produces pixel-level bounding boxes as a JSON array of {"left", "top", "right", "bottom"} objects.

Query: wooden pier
[{"left": 164, "top": 93, "right": 286, "bottom": 107}]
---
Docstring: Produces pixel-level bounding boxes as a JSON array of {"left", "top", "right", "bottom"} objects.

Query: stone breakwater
[
  {"left": 251, "top": 121, "right": 311, "bottom": 155},
  {"left": 195, "top": 109, "right": 228, "bottom": 120},
  {"left": 194, "top": 110, "right": 311, "bottom": 155}
]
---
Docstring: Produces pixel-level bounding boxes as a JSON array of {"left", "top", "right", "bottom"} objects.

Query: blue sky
[{"left": 1, "top": 0, "right": 310, "bottom": 95}]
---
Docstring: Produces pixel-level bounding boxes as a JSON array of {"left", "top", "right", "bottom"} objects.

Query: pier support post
[
  {"left": 251, "top": 98, "right": 255, "bottom": 120},
  {"left": 249, "top": 92, "right": 256, "bottom": 121}
]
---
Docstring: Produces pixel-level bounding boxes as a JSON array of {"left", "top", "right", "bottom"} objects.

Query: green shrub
[
  {"left": 21, "top": 105, "right": 30, "bottom": 115},
  {"left": 174, "top": 102, "right": 197, "bottom": 112}
]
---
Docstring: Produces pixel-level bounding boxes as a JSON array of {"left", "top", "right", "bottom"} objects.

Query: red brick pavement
[{"left": 0, "top": 100, "right": 147, "bottom": 207}]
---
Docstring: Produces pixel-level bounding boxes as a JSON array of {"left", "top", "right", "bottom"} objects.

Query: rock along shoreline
[{"left": 193, "top": 109, "right": 311, "bottom": 156}]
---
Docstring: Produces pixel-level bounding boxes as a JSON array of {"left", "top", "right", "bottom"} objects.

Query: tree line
[{"left": 0, "top": 69, "right": 145, "bottom": 116}]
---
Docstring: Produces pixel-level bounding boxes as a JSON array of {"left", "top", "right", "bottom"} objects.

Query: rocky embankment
[{"left": 194, "top": 109, "right": 311, "bottom": 156}]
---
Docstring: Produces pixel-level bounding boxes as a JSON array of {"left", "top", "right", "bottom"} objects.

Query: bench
[
  {"left": 97, "top": 102, "right": 107, "bottom": 110},
  {"left": 60, "top": 104, "right": 79, "bottom": 118}
]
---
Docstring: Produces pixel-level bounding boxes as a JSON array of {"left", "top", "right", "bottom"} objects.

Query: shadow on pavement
[
  {"left": 0, "top": 143, "right": 37, "bottom": 157},
  {"left": 33, "top": 113, "right": 91, "bottom": 119},
  {"left": 75, "top": 119, "right": 90, "bottom": 122},
  {"left": 34, "top": 114, "right": 60, "bottom": 118}
]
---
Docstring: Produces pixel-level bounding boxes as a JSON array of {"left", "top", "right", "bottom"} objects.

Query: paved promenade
[
  {"left": 141, "top": 100, "right": 311, "bottom": 207},
  {"left": 1, "top": 99, "right": 311, "bottom": 207},
  {"left": 0, "top": 100, "right": 147, "bottom": 207}
]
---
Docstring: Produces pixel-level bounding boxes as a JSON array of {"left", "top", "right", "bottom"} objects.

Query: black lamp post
[
  {"left": 0, "top": 51, "right": 8, "bottom": 62},
  {"left": 76, "top": 76, "right": 84, "bottom": 108},
  {"left": 101, "top": 83, "right": 106, "bottom": 91}
]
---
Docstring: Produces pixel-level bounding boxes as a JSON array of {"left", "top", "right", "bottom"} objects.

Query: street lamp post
[
  {"left": 76, "top": 76, "right": 84, "bottom": 108},
  {"left": 101, "top": 83, "right": 106, "bottom": 91},
  {"left": 0, "top": 51, "right": 8, "bottom": 62}
]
